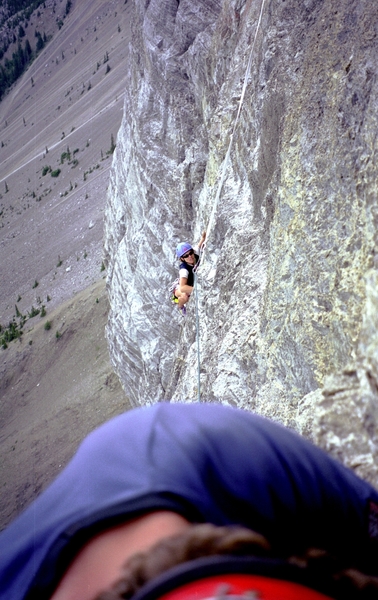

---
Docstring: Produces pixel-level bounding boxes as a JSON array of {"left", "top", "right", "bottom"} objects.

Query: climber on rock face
[{"left": 173, "top": 231, "right": 206, "bottom": 314}]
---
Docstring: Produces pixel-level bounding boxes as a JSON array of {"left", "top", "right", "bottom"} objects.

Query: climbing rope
[
  {"left": 200, "top": 0, "right": 267, "bottom": 268},
  {"left": 191, "top": 248, "right": 204, "bottom": 403},
  {"left": 192, "top": 0, "right": 267, "bottom": 403},
  {"left": 194, "top": 270, "right": 201, "bottom": 403}
]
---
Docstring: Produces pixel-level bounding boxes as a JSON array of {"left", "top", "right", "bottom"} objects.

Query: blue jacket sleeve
[{"left": 1, "top": 402, "right": 377, "bottom": 600}]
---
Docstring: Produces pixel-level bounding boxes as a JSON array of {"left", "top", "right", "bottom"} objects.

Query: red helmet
[{"left": 132, "top": 556, "right": 336, "bottom": 600}]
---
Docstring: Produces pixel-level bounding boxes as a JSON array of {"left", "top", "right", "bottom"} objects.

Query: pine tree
[
  {"left": 36, "top": 31, "right": 44, "bottom": 52},
  {"left": 24, "top": 39, "right": 32, "bottom": 60}
]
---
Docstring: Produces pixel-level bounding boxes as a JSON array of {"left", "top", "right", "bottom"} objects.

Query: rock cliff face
[{"left": 104, "top": 0, "right": 378, "bottom": 485}]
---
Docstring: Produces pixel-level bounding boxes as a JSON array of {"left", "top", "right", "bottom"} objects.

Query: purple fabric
[{"left": 0, "top": 402, "right": 377, "bottom": 600}]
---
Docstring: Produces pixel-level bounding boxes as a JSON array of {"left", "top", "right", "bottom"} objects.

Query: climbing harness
[{"left": 169, "top": 278, "right": 180, "bottom": 304}]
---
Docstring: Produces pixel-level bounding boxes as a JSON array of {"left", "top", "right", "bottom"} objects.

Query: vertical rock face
[{"left": 105, "top": 0, "right": 378, "bottom": 484}]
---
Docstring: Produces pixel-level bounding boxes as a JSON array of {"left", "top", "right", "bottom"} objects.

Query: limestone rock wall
[{"left": 104, "top": 0, "right": 378, "bottom": 485}]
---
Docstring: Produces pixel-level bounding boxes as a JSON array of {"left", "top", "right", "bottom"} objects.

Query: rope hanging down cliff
[
  {"left": 200, "top": 0, "right": 267, "bottom": 267},
  {"left": 194, "top": 0, "right": 267, "bottom": 402}
]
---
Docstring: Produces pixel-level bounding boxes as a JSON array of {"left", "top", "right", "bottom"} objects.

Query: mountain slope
[
  {"left": 0, "top": 0, "right": 130, "bottom": 323},
  {"left": 0, "top": 0, "right": 131, "bottom": 529}
]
